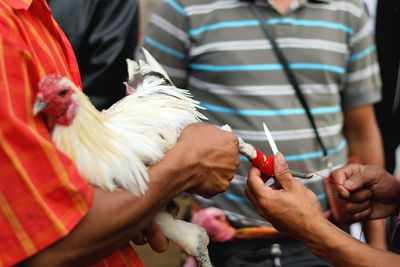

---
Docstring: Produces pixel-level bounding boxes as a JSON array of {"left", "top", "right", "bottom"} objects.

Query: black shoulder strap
[{"left": 249, "top": 3, "right": 328, "bottom": 157}]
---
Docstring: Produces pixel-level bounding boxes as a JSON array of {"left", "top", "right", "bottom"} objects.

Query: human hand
[
  {"left": 331, "top": 164, "right": 400, "bottom": 221},
  {"left": 131, "top": 201, "right": 179, "bottom": 253},
  {"left": 177, "top": 123, "right": 240, "bottom": 198},
  {"left": 245, "top": 152, "right": 325, "bottom": 240}
]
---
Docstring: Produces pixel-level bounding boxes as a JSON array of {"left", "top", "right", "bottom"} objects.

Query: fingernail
[{"left": 344, "top": 179, "right": 354, "bottom": 188}]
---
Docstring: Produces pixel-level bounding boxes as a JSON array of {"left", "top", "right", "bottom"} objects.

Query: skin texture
[
  {"left": 332, "top": 164, "right": 400, "bottom": 221},
  {"left": 245, "top": 154, "right": 400, "bottom": 267},
  {"left": 270, "top": 0, "right": 293, "bottom": 14},
  {"left": 19, "top": 123, "right": 240, "bottom": 266},
  {"left": 343, "top": 106, "right": 386, "bottom": 249}
]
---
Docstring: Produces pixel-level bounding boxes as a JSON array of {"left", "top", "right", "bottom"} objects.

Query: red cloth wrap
[{"left": 251, "top": 149, "right": 274, "bottom": 177}]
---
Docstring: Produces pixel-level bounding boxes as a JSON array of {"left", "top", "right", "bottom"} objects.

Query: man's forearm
[
  {"left": 21, "top": 144, "right": 194, "bottom": 266},
  {"left": 304, "top": 219, "right": 400, "bottom": 267},
  {"left": 363, "top": 219, "right": 387, "bottom": 249}
]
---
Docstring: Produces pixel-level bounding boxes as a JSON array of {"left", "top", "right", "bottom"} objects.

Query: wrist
[
  {"left": 303, "top": 218, "right": 345, "bottom": 256},
  {"left": 148, "top": 142, "right": 197, "bottom": 197}
]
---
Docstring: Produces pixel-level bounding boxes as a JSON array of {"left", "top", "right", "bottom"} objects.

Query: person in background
[
  {"left": 374, "top": 0, "right": 400, "bottom": 174},
  {"left": 48, "top": 0, "right": 139, "bottom": 110},
  {"left": 367, "top": 0, "right": 400, "bottom": 250},
  {"left": 245, "top": 153, "right": 400, "bottom": 266},
  {"left": 144, "top": 0, "right": 386, "bottom": 266},
  {"left": 0, "top": 1, "right": 240, "bottom": 266}
]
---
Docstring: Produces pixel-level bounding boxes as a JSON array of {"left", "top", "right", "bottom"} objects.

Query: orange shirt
[{"left": 0, "top": 1, "right": 142, "bottom": 266}]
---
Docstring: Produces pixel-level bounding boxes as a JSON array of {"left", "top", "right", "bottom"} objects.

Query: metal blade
[{"left": 263, "top": 122, "right": 279, "bottom": 155}]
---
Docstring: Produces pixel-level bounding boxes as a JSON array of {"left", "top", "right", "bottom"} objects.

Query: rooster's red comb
[{"left": 38, "top": 74, "right": 66, "bottom": 95}]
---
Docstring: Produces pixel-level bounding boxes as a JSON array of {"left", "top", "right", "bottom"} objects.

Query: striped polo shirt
[{"left": 144, "top": 0, "right": 381, "bottom": 228}]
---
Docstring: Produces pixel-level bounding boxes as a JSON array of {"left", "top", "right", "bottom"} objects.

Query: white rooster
[{"left": 33, "top": 49, "right": 213, "bottom": 267}]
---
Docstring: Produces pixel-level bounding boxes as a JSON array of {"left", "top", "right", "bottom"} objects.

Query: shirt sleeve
[
  {"left": 0, "top": 33, "right": 93, "bottom": 267},
  {"left": 341, "top": 1, "right": 382, "bottom": 109},
  {"left": 143, "top": 0, "right": 190, "bottom": 89}
]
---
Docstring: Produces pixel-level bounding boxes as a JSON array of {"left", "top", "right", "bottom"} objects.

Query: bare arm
[
  {"left": 343, "top": 105, "right": 386, "bottom": 249},
  {"left": 20, "top": 124, "right": 239, "bottom": 266},
  {"left": 245, "top": 155, "right": 400, "bottom": 267},
  {"left": 305, "top": 219, "right": 400, "bottom": 267}
]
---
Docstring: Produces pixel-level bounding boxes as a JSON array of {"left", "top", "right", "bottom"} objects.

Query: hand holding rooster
[{"left": 177, "top": 123, "right": 240, "bottom": 198}]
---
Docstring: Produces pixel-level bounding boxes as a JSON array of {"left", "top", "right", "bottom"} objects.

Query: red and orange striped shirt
[{"left": 0, "top": 1, "right": 142, "bottom": 266}]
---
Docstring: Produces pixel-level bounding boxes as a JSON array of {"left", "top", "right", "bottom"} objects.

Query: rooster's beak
[{"left": 33, "top": 100, "right": 48, "bottom": 116}]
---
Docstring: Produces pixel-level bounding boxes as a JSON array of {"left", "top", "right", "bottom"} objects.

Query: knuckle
[
  {"left": 365, "top": 208, "right": 372, "bottom": 216},
  {"left": 258, "top": 198, "right": 269, "bottom": 208},
  {"left": 233, "top": 136, "right": 240, "bottom": 146},
  {"left": 220, "top": 180, "right": 230, "bottom": 191},
  {"left": 276, "top": 168, "right": 291, "bottom": 177},
  {"left": 225, "top": 132, "right": 239, "bottom": 144},
  {"left": 234, "top": 157, "right": 241, "bottom": 167},
  {"left": 345, "top": 203, "right": 355, "bottom": 212}
]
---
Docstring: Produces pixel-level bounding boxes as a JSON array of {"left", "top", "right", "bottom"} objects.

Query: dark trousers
[{"left": 208, "top": 237, "right": 332, "bottom": 267}]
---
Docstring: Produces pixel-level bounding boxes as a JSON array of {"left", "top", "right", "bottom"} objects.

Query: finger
[
  {"left": 330, "top": 171, "right": 350, "bottom": 199},
  {"left": 352, "top": 207, "right": 372, "bottom": 222},
  {"left": 165, "top": 200, "right": 180, "bottom": 218},
  {"left": 331, "top": 164, "right": 361, "bottom": 184},
  {"left": 244, "top": 185, "right": 259, "bottom": 208},
  {"left": 331, "top": 164, "right": 363, "bottom": 198},
  {"left": 335, "top": 164, "right": 387, "bottom": 193},
  {"left": 273, "top": 152, "right": 295, "bottom": 189},
  {"left": 131, "top": 233, "right": 147, "bottom": 245},
  {"left": 248, "top": 166, "right": 262, "bottom": 179},
  {"left": 346, "top": 200, "right": 371, "bottom": 214},
  {"left": 347, "top": 189, "right": 372, "bottom": 203},
  {"left": 247, "top": 167, "right": 275, "bottom": 197},
  {"left": 145, "top": 221, "right": 169, "bottom": 253},
  {"left": 343, "top": 169, "right": 377, "bottom": 192}
]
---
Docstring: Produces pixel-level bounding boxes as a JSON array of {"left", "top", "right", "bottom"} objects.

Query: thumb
[
  {"left": 344, "top": 172, "right": 373, "bottom": 192},
  {"left": 274, "top": 152, "right": 294, "bottom": 189}
]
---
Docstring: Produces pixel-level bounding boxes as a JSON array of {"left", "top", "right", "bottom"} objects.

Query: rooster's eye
[{"left": 58, "top": 89, "right": 68, "bottom": 97}]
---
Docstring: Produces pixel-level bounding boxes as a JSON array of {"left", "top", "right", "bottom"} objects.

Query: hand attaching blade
[
  {"left": 262, "top": 122, "right": 279, "bottom": 155},
  {"left": 262, "top": 122, "right": 313, "bottom": 179}
]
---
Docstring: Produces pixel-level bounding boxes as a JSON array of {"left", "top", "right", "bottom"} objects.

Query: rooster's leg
[{"left": 154, "top": 211, "right": 213, "bottom": 267}]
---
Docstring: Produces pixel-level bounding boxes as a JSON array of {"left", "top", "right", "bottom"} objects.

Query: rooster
[{"left": 33, "top": 49, "right": 213, "bottom": 267}]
